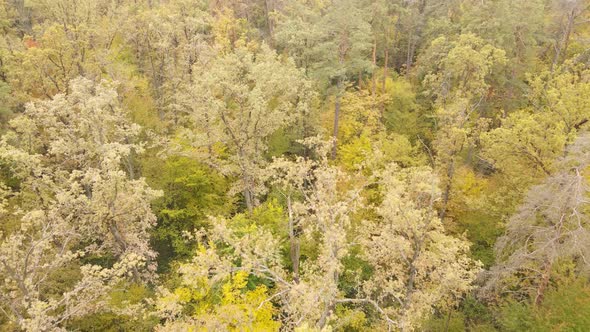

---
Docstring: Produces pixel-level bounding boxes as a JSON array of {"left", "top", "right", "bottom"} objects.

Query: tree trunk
[
  {"left": 372, "top": 40, "right": 377, "bottom": 100},
  {"left": 444, "top": 309, "right": 452, "bottom": 332},
  {"left": 439, "top": 156, "right": 455, "bottom": 221},
  {"left": 11, "top": 0, "right": 32, "bottom": 35},
  {"left": 551, "top": 8, "right": 576, "bottom": 73},
  {"left": 535, "top": 260, "right": 552, "bottom": 306},
  {"left": 400, "top": 241, "right": 422, "bottom": 332},
  {"left": 358, "top": 70, "right": 362, "bottom": 89},
  {"left": 406, "top": 28, "right": 413, "bottom": 73},
  {"left": 332, "top": 80, "right": 343, "bottom": 160},
  {"left": 392, "top": 13, "right": 402, "bottom": 72},
  {"left": 406, "top": 0, "right": 427, "bottom": 73},
  {"left": 243, "top": 188, "right": 254, "bottom": 213},
  {"left": 317, "top": 303, "right": 335, "bottom": 329},
  {"left": 381, "top": 47, "right": 389, "bottom": 116},
  {"left": 264, "top": 0, "right": 274, "bottom": 43},
  {"left": 287, "top": 196, "right": 300, "bottom": 284}
]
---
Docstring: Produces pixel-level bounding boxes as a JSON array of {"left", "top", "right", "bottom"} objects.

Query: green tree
[
  {"left": 275, "top": 0, "right": 372, "bottom": 158},
  {"left": 176, "top": 44, "right": 312, "bottom": 212},
  {"left": 421, "top": 33, "right": 506, "bottom": 219}
]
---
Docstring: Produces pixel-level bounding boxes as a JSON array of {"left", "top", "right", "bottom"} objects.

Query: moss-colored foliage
[
  {"left": 143, "top": 156, "right": 233, "bottom": 270},
  {"left": 499, "top": 279, "right": 590, "bottom": 331},
  {"left": 266, "top": 127, "right": 309, "bottom": 158},
  {"left": 0, "top": 80, "right": 12, "bottom": 133},
  {"left": 455, "top": 211, "right": 500, "bottom": 267},
  {"left": 422, "top": 296, "right": 497, "bottom": 332},
  {"left": 446, "top": 167, "right": 502, "bottom": 267},
  {"left": 67, "top": 312, "right": 158, "bottom": 332},
  {"left": 229, "top": 199, "right": 286, "bottom": 235},
  {"left": 67, "top": 284, "right": 159, "bottom": 331},
  {"left": 382, "top": 77, "right": 430, "bottom": 139}
]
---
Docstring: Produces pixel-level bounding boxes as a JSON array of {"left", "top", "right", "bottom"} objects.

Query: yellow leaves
[
  {"left": 161, "top": 270, "right": 280, "bottom": 331},
  {"left": 221, "top": 271, "right": 249, "bottom": 305},
  {"left": 482, "top": 110, "right": 566, "bottom": 180},
  {"left": 338, "top": 134, "right": 372, "bottom": 171},
  {"left": 174, "top": 287, "right": 193, "bottom": 303},
  {"left": 295, "top": 322, "right": 331, "bottom": 332},
  {"left": 528, "top": 68, "right": 590, "bottom": 133},
  {"left": 338, "top": 132, "right": 424, "bottom": 172},
  {"left": 456, "top": 168, "right": 486, "bottom": 196},
  {"left": 321, "top": 84, "right": 426, "bottom": 171},
  {"left": 422, "top": 33, "right": 506, "bottom": 102},
  {"left": 333, "top": 306, "right": 368, "bottom": 331},
  {"left": 211, "top": 8, "right": 257, "bottom": 54},
  {"left": 324, "top": 89, "right": 384, "bottom": 144},
  {"left": 450, "top": 166, "right": 490, "bottom": 212}
]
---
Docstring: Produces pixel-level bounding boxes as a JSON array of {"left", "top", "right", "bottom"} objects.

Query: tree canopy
[{"left": 1, "top": 0, "right": 589, "bottom": 331}]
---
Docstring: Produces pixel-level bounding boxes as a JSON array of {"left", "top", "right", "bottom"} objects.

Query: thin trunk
[
  {"left": 242, "top": 165, "right": 254, "bottom": 213},
  {"left": 332, "top": 80, "right": 343, "bottom": 160},
  {"left": 221, "top": 109, "right": 255, "bottom": 213},
  {"left": 125, "top": 155, "right": 135, "bottom": 180},
  {"left": 439, "top": 155, "right": 456, "bottom": 221},
  {"left": 392, "top": 14, "right": 402, "bottom": 71},
  {"left": 264, "top": 0, "right": 274, "bottom": 44},
  {"left": 287, "top": 196, "right": 300, "bottom": 284},
  {"left": 406, "top": 0, "right": 427, "bottom": 73},
  {"left": 444, "top": 309, "right": 452, "bottom": 332},
  {"left": 400, "top": 240, "right": 421, "bottom": 332},
  {"left": 563, "top": 9, "right": 576, "bottom": 65},
  {"left": 408, "top": 41, "right": 416, "bottom": 72},
  {"left": 318, "top": 303, "right": 335, "bottom": 329},
  {"left": 406, "top": 30, "right": 413, "bottom": 73},
  {"left": 371, "top": 40, "right": 377, "bottom": 100},
  {"left": 534, "top": 260, "right": 552, "bottom": 306},
  {"left": 12, "top": 0, "right": 32, "bottom": 36},
  {"left": 109, "top": 222, "right": 127, "bottom": 253},
  {"left": 358, "top": 70, "right": 362, "bottom": 89},
  {"left": 551, "top": 8, "right": 576, "bottom": 72},
  {"left": 108, "top": 220, "right": 140, "bottom": 281},
  {"left": 243, "top": 188, "right": 254, "bottom": 213},
  {"left": 403, "top": 248, "right": 420, "bottom": 310},
  {"left": 237, "top": 154, "right": 254, "bottom": 213},
  {"left": 124, "top": 138, "right": 136, "bottom": 180},
  {"left": 318, "top": 236, "right": 341, "bottom": 329},
  {"left": 381, "top": 47, "right": 389, "bottom": 116}
]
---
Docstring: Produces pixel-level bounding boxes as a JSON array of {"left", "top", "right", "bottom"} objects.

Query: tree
[
  {"left": 546, "top": 0, "right": 588, "bottom": 72},
  {"left": 155, "top": 138, "right": 479, "bottom": 331},
  {"left": 485, "top": 133, "right": 590, "bottom": 305},
  {"left": 123, "top": 0, "right": 211, "bottom": 122},
  {"left": 360, "top": 165, "right": 481, "bottom": 331},
  {"left": 420, "top": 33, "right": 506, "bottom": 219},
  {"left": 5, "top": 0, "right": 129, "bottom": 102},
  {"left": 154, "top": 139, "right": 362, "bottom": 329},
  {"left": 274, "top": 0, "right": 372, "bottom": 158},
  {"left": 459, "top": 0, "right": 546, "bottom": 110},
  {"left": 0, "top": 77, "right": 161, "bottom": 330},
  {"left": 155, "top": 270, "right": 280, "bottom": 331},
  {"left": 176, "top": 44, "right": 313, "bottom": 212},
  {"left": 480, "top": 66, "right": 590, "bottom": 212}
]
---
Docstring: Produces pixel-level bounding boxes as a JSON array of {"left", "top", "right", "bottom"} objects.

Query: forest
[{"left": 0, "top": 0, "right": 589, "bottom": 331}]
